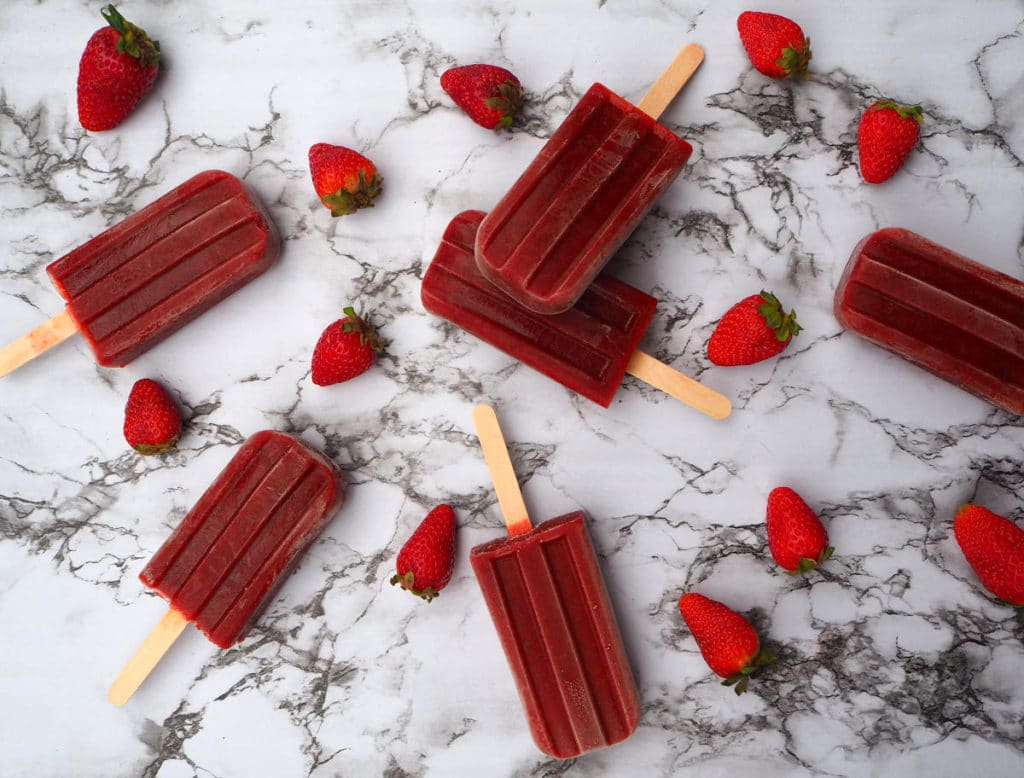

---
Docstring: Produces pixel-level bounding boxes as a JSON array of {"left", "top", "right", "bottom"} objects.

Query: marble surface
[{"left": 2, "top": 1, "right": 1023, "bottom": 776}]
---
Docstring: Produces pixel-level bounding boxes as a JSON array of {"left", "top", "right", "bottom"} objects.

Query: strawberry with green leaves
[
  {"left": 123, "top": 378, "right": 181, "bottom": 455},
  {"left": 707, "top": 290, "right": 801, "bottom": 366},
  {"left": 767, "top": 486, "right": 834, "bottom": 575},
  {"left": 308, "top": 144, "right": 382, "bottom": 216},
  {"left": 441, "top": 64, "right": 524, "bottom": 130},
  {"left": 953, "top": 504, "right": 1024, "bottom": 606},
  {"left": 737, "top": 11, "right": 811, "bottom": 80},
  {"left": 77, "top": 4, "right": 161, "bottom": 131},
  {"left": 679, "top": 593, "right": 776, "bottom": 694},
  {"left": 311, "top": 307, "right": 384, "bottom": 386},
  {"left": 391, "top": 504, "right": 457, "bottom": 602},
  {"left": 857, "top": 100, "right": 925, "bottom": 184}
]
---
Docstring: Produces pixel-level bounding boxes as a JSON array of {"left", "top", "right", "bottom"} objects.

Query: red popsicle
[
  {"left": 470, "top": 404, "right": 640, "bottom": 759},
  {"left": 109, "top": 430, "right": 344, "bottom": 705},
  {"left": 1, "top": 170, "right": 280, "bottom": 376},
  {"left": 475, "top": 44, "right": 703, "bottom": 314},
  {"left": 834, "top": 228, "right": 1024, "bottom": 414},
  {"left": 423, "top": 210, "right": 730, "bottom": 417}
]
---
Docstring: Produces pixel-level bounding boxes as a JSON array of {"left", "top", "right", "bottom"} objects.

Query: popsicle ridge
[
  {"left": 166, "top": 450, "right": 313, "bottom": 621},
  {"left": 472, "top": 513, "right": 641, "bottom": 758},
  {"left": 477, "top": 84, "right": 692, "bottom": 314},
  {"left": 835, "top": 228, "right": 1024, "bottom": 413},
  {"left": 141, "top": 433, "right": 293, "bottom": 597},
  {"left": 45, "top": 170, "right": 279, "bottom": 367},
  {"left": 140, "top": 431, "right": 344, "bottom": 647},
  {"left": 425, "top": 212, "right": 656, "bottom": 407},
  {"left": 200, "top": 460, "right": 339, "bottom": 646},
  {"left": 48, "top": 173, "right": 241, "bottom": 297}
]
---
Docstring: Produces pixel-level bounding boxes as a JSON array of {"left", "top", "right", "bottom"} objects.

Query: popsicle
[
  {"left": 108, "top": 430, "right": 345, "bottom": 705},
  {"left": 423, "top": 210, "right": 730, "bottom": 418},
  {"left": 0, "top": 170, "right": 280, "bottom": 376},
  {"left": 475, "top": 44, "right": 703, "bottom": 314},
  {"left": 834, "top": 228, "right": 1024, "bottom": 415},
  {"left": 470, "top": 404, "right": 640, "bottom": 759}
]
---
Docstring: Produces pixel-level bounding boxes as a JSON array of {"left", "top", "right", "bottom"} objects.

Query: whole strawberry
[
  {"left": 390, "top": 504, "right": 457, "bottom": 602},
  {"left": 737, "top": 11, "right": 811, "bottom": 80},
  {"left": 124, "top": 378, "right": 181, "bottom": 455},
  {"left": 308, "top": 144, "right": 382, "bottom": 216},
  {"left": 766, "top": 487, "right": 834, "bottom": 574},
  {"left": 311, "top": 307, "right": 383, "bottom": 386},
  {"left": 77, "top": 5, "right": 161, "bottom": 131},
  {"left": 441, "top": 64, "right": 524, "bottom": 130},
  {"left": 679, "top": 593, "right": 775, "bottom": 694},
  {"left": 857, "top": 100, "right": 924, "bottom": 184},
  {"left": 953, "top": 504, "right": 1024, "bottom": 606},
  {"left": 707, "top": 290, "right": 801, "bottom": 366}
]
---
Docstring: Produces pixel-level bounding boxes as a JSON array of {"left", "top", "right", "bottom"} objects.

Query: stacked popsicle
[{"left": 422, "top": 45, "right": 732, "bottom": 418}]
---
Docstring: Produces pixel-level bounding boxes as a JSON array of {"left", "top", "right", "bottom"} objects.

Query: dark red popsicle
[
  {"left": 140, "top": 430, "right": 345, "bottom": 648},
  {"left": 475, "top": 83, "right": 693, "bottom": 314},
  {"left": 834, "top": 228, "right": 1024, "bottom": 414},
  {"left": 45, "top": 169, "right": 280, "bottom": 367}
]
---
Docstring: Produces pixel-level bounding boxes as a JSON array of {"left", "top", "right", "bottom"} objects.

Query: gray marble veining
[{"left": 1, "top": 1, "right": 1023, "bottom": 776}]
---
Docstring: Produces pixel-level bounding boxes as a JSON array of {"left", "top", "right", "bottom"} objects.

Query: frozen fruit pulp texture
[
  {"left": 46, "top": 170, "right": 281, "bottom": 367},
  {"left": 422, "top": 210, "right": 656, "bottom": 407},
  {"left": 475, "top": 83, "right": 692, "bottom": 314},
  {"left": 834, "top": 228, "right": 1024, "bottom": 414},
  {"left": 139, "top": 430, "right": 345, "bottom": 648},
  {"left": 470, "top": 512, "right": 640, "bottom": 759}
]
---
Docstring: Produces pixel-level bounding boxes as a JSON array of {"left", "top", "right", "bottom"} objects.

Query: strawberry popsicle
[
  {"left": 422, "top": 210, "right": 730, "bottom": 418},
  {"left": 475, "top": 44, "right": 703, "bottom": 314},
  {"left": 1, "top": 170, "right": 279, "bottom": 376},
  {"left": 470, "top": 405, "right": 640, "bottom": 759},
  {"left": 109, "top": 430, "right": 344, "bottom": 705},
  {"left": 834, "top": 228, "right": 1024, "bottom": 414}
]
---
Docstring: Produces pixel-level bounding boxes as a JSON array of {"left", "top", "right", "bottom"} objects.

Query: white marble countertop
[{"left": 2, "top": 1, "right": 1023, "bottom": 776}]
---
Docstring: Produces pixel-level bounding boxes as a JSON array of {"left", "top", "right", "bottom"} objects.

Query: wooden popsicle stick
[
  {"left": 108, "top": 608, "right": 189, "bottom": 706},
  {"left": 626, "top": 350, "right": 732, "bottom": 420},
  {"left": 637, "top": 43, "right": 705, "bottom": 120},
  {"left": 472, "top": 404, "right": 532, "bottom": 537},
  {"left": 0, "top": 309, "right": 78, "bottom": 378}
]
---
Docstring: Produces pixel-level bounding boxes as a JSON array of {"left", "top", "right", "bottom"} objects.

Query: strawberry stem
[
  {"left": 776, "top": 38, "right": 812, "bottom": 80},
  {"left": 389, "top": 570, "right": 440, "bottom": 602},
  {"left": 322, "top": 169, "right": 382, "bottom": 216},
  {"left": 340, "top": 306, "right": 384, "bottom": 352},
  {"left": 102, "top": 4, "right": 161, "bottom": 67},
  {"left": 758, "top": 290, "right": 802, "bottom": 342},
  {"left": 720, "top": 648, "right": 777, "bottom": 694},
  {"left": 872, "top": 99, "right": 925, "bottom": 125}
]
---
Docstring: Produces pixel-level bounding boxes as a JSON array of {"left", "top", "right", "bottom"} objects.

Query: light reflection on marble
[{"left": 1, "top": 1, "right": 1023, "bottom": 776}]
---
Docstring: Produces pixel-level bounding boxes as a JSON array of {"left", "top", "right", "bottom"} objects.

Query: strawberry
[
  {"left": 308, "top": 144, "right": 382, "bottom": 217},
  {"left": 953, "top": 504, "right": 1024, "bottom": 606},
  {"left": 707, "top": 290, "right": 801, "bottom": 366},
  {"left": 766, "top": 487, "right": 834, "bottom": 575},
  {"left": 440, "top": 64, "right": 524, "bottom": 130},
  {"left": 679, "top": 593, "right": 776, "bottom": 694},
  {"left": 310, "top": 307, "right": 383, "bottom": 386},
  {"left": 737, "top": 11, "right": 811, "bottom": 80},
  {"left": 123, "top": 378, "right": 181, "bottom": 455},
  {"left": 77, "top": 5, "right": 161, "bottom": 132},
  {"left": 857, "top": 100, "right": 924, "bottom": 184},
  {"left": 390, "top": 504, "right": 457, "bottom": 602}
]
